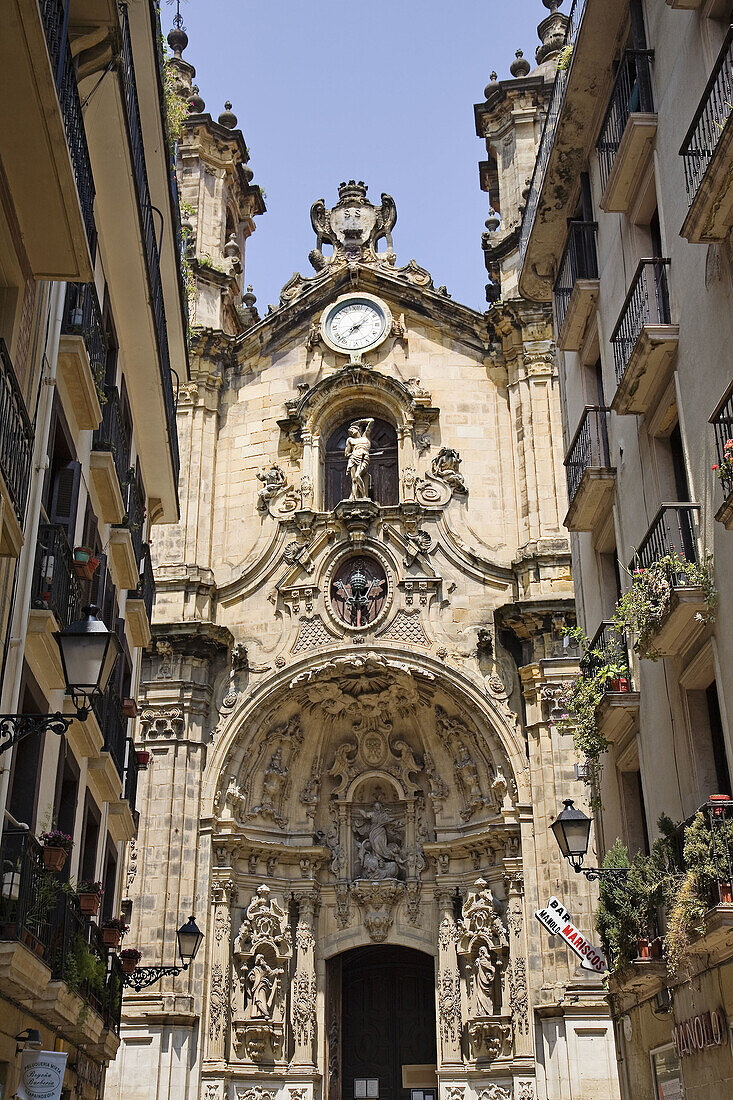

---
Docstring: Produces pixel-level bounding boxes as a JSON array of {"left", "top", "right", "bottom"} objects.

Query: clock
[{"left": 320, "top": 294, "right": 392, "bottom": 355}]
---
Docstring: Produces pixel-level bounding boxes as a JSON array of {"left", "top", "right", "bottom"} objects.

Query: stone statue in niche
[
  {"left": 472, "top": 945, "right": 496, "bottom": 1016},
  {"left": 344, "top": 418, "right": 374, "bottom": 500},
  {"left": 247, "top": 953, "right": 284, "bottom": 1020},
  {"left": 352, "top": 800, "right": 405, "bottom": 881}
]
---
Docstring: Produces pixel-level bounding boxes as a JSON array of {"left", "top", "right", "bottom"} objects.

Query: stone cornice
[{"left": 151, "top": 621, "right": 233, "bottom": 660}]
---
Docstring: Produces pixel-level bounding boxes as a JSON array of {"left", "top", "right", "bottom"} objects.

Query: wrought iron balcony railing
[
  {"left": 32, "top": 524, "right": 83, "bottom": 628},
  {"left": 92, "top": 685, "right": 128, "bottom": 780},
  {"left": 123, "top": 739, "right": 139, "bottom": 818},
  {"left": 580, "top": 620, "right": 631, "bottom": 684},
  {"left": 518, "top": 0, "right": 589, "bottom": 266},
  {"left": 596, "top": 50, "right": 655, "bottom": 191},
  {"left": 0, "top": 830, "right": 55, "bottom": 958},
  {"left": 62, "top": 283, "right": 107, "bottom": 401},
  {"left": 0, "top": 340, "right": 34, "bottom": 527},
  {"left": 132, "top": 542, "right": 156, "bottom": 621},
  {"left": 116, "top": 472, "right": 145, "bottom": 566},
  {"left": 119, "top": 6, "right": 180, "bottom": 483},
  {"left": 553, "top": 221, "right": 599, "bottom": 334},
  {"left": 710, "top": 382, "right": 733, "bottom": 496},
  {"left": 564, "top": 406, "right": 612, "bottom": 505},
  {"left": 38, "top": 0, "right": 96, "bottom": 255},
  {"left": 610, "top": 259, "right": 672, "bottom": 386},
  {"left": 631, "top": 503, "right": 700, "bottom": 576},
  {"left": 680, "top": 25, "right": 733, "bottom": 204},
  {"left": 93, "top": 386, "right": 132, "bottom": 496}
]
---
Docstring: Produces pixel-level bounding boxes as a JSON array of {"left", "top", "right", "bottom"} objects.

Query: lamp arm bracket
[
  {"left": 122, "top": 964, "right": 188, "bottom": 991},
  {"left": 0, "top": 713, "right": 72, "bottom": 756}
]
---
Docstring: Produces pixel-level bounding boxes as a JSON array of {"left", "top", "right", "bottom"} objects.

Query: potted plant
[
  {"left": 122, "top": 698, "right": 138, "bottom": 719},
  {"left": 72, "top": 547, "right": 100, "bottom": 581},
  {"left": 711, "top": 438, "right": 733, "bottom": 492},
  {"left": 39, "top": 830, "right": 74, "bottom": 872},
  {"left": 101, "top": 916, "right": 129, "bottom": 948},
  {"left": 136, "top": 749, "right": 150, "bottom": 768},
  {"left": 120, "top": 947, "right": 142, "bottom": 975},
  {"left": 77, "top": 880, "right": 103, "bottom": 916}
]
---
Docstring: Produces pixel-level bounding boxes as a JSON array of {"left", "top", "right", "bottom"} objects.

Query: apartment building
[
  {"left": 0, "top": 0, "right": 186, "bottom": 1096},
  {"left": 518, "top": 0, "right": 733, "bottom": 1096}
]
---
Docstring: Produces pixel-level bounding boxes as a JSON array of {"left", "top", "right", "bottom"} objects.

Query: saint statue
[
  {"left": 473, "top": 945, "right": 496, "bottom": 1016},
  {"left": 247, "top": 953, "right": 284, "bottom": 1019},
  {"left": 352, "top": 799, "right": 405, "bottom": 879},
  {"left": 344, "top": 418, "right": 374, "bottom": 499}
]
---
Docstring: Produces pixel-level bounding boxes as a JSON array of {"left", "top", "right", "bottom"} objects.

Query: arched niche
[{"left": 324, "top": 416, "right": 398, "bottom": 509}]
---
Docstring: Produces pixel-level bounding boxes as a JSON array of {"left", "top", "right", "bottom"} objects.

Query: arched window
[{"left": 324, "top": 417, "right": 398, "bottom": 510}]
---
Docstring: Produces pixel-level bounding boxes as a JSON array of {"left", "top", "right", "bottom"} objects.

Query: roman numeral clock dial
[{"left": 320, "top": 294, "right": 393, "bottom": 358}]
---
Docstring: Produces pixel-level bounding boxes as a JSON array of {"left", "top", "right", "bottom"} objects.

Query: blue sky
[{"left": 171, "top": 1, "right": 544, "bottom": 313}]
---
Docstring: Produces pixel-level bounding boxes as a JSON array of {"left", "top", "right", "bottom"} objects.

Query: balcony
[
  {"left": 58, "top": 283, "right": 105, "bottom": 430},
  {"left": 110, "top": 475, "right": 145, "bottom": 591},
  {"left": 0, "top": 0, "right": 95, "bottom": 280},
  {"left": 671, "top": 800, "right": 733, "bottom": 959},
  {"left": 680, "top": 26, "right": 733, "bottom": 242},
  {"left": 0, "top": 340, "right": 34, "bottom": 557},
  {"left": 90, "top": 686, "right": 128, "bottom": 801},
  {"left": 610, "top": 259, "right": 679, "bottom": 417},
  {"left": 90, "top": 387, "right": 131, "bottom": 525},
  {"left": 563, "top": 407, "right": 616, "bottom": 543},
  {"left": 125, "top": 542, "right": 155, "bottom": 649},
  {"left": 630, "top": 504, "right": 706, "bottom": 658},
  {"left": 581, "top": 621, "right": 639, "bottom": 744},
  {"left": 28, "top": 524, "right": 83, "bottom": 693},
  {"left": 710, "top": 382, "right": 733, "bottom": 528},
  {"left": 597, "top": 50, "right": 657, "bottom": 214},
  {"left": 109, "top": 740, "right": 140, "bottom": 843},
  {"left": 554, "top": 222, "right": 600, "bottom": 351}
]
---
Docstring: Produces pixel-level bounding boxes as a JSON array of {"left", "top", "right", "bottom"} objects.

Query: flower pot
[
  {"left": 122, "top": 698, "right": 138, "bottom": 719},
  {"left": 136, "top": 750, "right": 150, "bottom": 768},
  {"left": 72, "top": 556, "right": 99, "bottom": 581},
  {"left": 102, "top": 927, "right": 122, "bottom": 948},
  {"left": 636, "top": 938, "right": 650, "bottom": 959},
  {"left": 73, "top": 546, "right": 92, "bottom": 563},
  {"left": 121, "top": 956, "right": 140, "bottom": 975},
  {"left": 79, "top": 892, "right": 101, "bottom": 916},
  {"left": 719, "top": 882, "right": 733, "bottom": 905},
  {"left": 650, "top": 937, "right": 663, "bottom": 959},
  {"left": 42, "top": 846, "right": 68, "bottom": 872},
  {"left": 610, "top": 676, "right": 629, "bottom": 693}
]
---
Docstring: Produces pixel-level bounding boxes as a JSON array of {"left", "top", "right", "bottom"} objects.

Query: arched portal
[{"left": 328, "top": 946, "right": 437, "bottom": 1100}]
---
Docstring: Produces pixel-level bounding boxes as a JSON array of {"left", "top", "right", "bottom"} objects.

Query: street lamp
[
  {"left": 0, "top": 606, "right": 121, "bottom": 756},
  {"left": 551, "top": 798, "right": 629, "bottom": 882},
  {"left": 122, "top": 915, "right": 204, "bottom": 991}
]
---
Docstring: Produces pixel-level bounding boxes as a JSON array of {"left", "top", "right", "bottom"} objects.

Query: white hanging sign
[
  {"left": 534, "top": 895, "right": 607, "bottom": 974},
  {"left": 17, "top": 1050, "right": 68, "bottom": 1100}
]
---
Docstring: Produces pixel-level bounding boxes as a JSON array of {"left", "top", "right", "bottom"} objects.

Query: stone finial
[
  {"left": 241, "top": 163, "right": 254, "bottom": 184},
  {"left": 190, "top": 84, "right": 205, "bottom": 112},
  {"left": 483, "top": 72, "right": 498, "bottom": 98},
  {"left": 243, "top": 285, "right": 257, "bottom": 309},
  {"left": 167, "top": 25, "right": 188, "bottom": 58},
  {"left": 485, "top": 209, "right": 500, "bottom": 233},
  {"left": 537, "top": 0, "right": 569, "bottom": 64},
  {"left": 218, "top": 101, "right": 238, "bottom": 128},
  {"left": 510, "top": 50, "right": 531, "bottom": 78}
]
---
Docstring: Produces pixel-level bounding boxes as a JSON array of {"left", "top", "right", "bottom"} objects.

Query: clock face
[{"left": 321, "top": 296, "right": 390, "bottom": 353}]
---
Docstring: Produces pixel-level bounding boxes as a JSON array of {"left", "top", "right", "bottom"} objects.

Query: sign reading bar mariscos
[
  {"left": 534, "top": 896, "right": 607, "bottom": 974},
  {"left": 17, "top": 1051, "right": 68, "bottom": 1100}
]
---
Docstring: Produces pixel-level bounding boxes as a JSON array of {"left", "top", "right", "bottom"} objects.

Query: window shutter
[{"left": 49, "top": 460, "right": 81, "bottom": 541}]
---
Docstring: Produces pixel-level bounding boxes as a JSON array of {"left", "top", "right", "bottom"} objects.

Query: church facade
[{"left": 105, "top": 16, "right": 621, "bottom": 1100}]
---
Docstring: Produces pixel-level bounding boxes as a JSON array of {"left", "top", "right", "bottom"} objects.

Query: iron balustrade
[
  {"left": 580, "top": 621, "right": 631, "bottom": 684},
  {"left": 131, "top": 542, "right": 156, "bottom": 621},
  {"left": 116, "top": 472, "right": 145, "bottom": 566},
  {"left": 123, "top": 739, "right": 139, "bottom": 818},
  {"left": 596, "top": 50, "right": 655, "bottom": 192},
  {"left": 62, "top": 283, "right": 107, "bottom": 401},
  {"left": 553, "top": 221, "right": 599, "bottom": 333},
  {"left": 564, "top": 406, "right": 612, "bottom": 505},
  {"left": 610, "top": 258, "right": 672, "bottom": 386},
  {"left": 680, "top": 26, "right": 733, "bottom": 204},
  {"left": 32, "top": 524, "right": 83, "bottom": 628},
  {"left": 93, "top": 386, "right": 131, "bottom": 496},
  {"left": 92, "top": 685, "right": 128, "bottom": 780},
  {"left": 518, "top": 0, "right": 589, "bottom": 266},
  {"left": 0, "top": 830, "right": 55, "bottom": 959},
  {"left": 0, "top": 340, "right": 34, "bottom": 526},
  {"left": 119, "top": 6, "right": 180, "bottom": 483},
  {"left": 38, "top": 0, "right": 96, "bottom": 255},
  {"left": 710, "top": 381, "right": 733, "bottom": 496},
  {"left": 631, "top": 503, "right": 700, "bottom": 579}
]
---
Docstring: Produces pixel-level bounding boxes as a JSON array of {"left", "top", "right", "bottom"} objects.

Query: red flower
[{"left": 713, "top": 465, "right": 720, "bottom": 471}]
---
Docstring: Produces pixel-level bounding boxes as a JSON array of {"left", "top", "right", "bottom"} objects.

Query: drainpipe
[{"left": 0, "top": 281, "right": 65, "bottom": 821}]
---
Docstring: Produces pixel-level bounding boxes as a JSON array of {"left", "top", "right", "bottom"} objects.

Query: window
[
  {"left": 7, "top": 667, "right": 47, "bottom": 829},
  {"left": 686, "top": 678, "right": 731, "bottom": 800},
  {"left": 44, "top": 400, "right": 80, "bottom": 542},
  {"left": 53, "top": 747, "right": 79, "bottom": 864},
  {"left": 79, "top": 794, "right": 101, "bottom": 884},
  {"left": 619, "top": 768, "right": 650, "bottom": 856},
  {"left": 324, "top": 417, "right": 398, "bottom": 510},
  {"left": 102, "top": 840, "right": 118, "bottom": 920}
]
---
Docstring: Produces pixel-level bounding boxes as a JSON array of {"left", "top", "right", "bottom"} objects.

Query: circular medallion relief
[{"left": 329, "top": 556, "right": 388, "bottom": 629}]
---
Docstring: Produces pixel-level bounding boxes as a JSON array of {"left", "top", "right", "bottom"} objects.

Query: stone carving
[
  {"left": 209, "top": 962, "right": 226, "bottom": 1041},
  {"left": 467, "top": 1018, "right": 513, "bottom": 1061},
  {"left": 508, "top": 957, "right": 529, "bottom": 1035},
  {"left": 405, "top": 880, "right": 421, "bottom": 925},
  {"left": 203, "top": 1084, "right": 222, "bottom": 1100},
  {"left": 424, "top": 751, "right": 449, "bottom": 812},
  {"left": 140, "top": 707, "right": 184, "bottom": 739},
  {"left": 233, "top": 886, "right": 291, "bottom": 1062},
  {"left": 516, "top": 1084, "right": 535, "bottom": 1100},
  {"left": 445, "top": 1089, "right": 464, "bottom": 1100},
  {"left": 462, "top": 879, "right": 509, "bottom": 947},
  {"left": 431, "top": 447, "right": 468, "bottom": 494},
  {"left": 381, "top": 609, "right": 430, "bottom": 647},
  {"left": 299, "top": 759, "right": 322, "bottom": 818},
  {"left": 438, "top": 969, "right": 462, "bottom": 1045},
  {"left": 478, "top": 1085, "right": 512, "bottom": 1100},
  {"left": 294, "top": 654, "right": 429, "bottom": 729},
  {"left": 345, "top": 418, "right": 374, "bottom": 500},
  {"left": 247, "top": 954, "right": 284, "bottom": 1018},
  {"left": 292, "top": 615, "right": 333, "bottom": 654},
  {"left": 435, "top": 706, "right": 491, "bottom": 820},
  {"left": 232, "top": 642, "right": 248, "bottom": 671},
  {"left": 244, "top": 716, "right": 304, "bottom": 828},
  {"left": 402, "top": 465, "right": 417, "bottom": 501},
  {"left": 214, "top": 907, "right": 231, "bottom": 944},
  {"left": 256, "top": 463, "right": 287, "bottom": 510},
  {"left": 126, "top": 838, "right": 137, "bottom": 893},
  {"left": 300, "top": 474, "right": 314, "bottom": 509},
  {"left": 350, "top": 879, "right": 405, "bottom": 942},
  {"left": 332, "top": 557, "right": 387, "bottom": 627},
  {"left": 472, "top": 944, "right": 496, "bottom": 1016},
  {"left": 291, "top": 972, "right": 317, "bottom": 1046},
  {"left": 334, "top": 882, "right": 351, "bottom": 928},
  {"left": 235, "top": 886, "right": 292, "bottom": 957},
  {"left": 352, "top": 800, "right": 406, "bottom": 880},
  {"left": 236, "top": 1088, "right": 275, "bottom": 1100},
  {"left": 289, "top": 1091, "right": 307, "bottom": 1100}
]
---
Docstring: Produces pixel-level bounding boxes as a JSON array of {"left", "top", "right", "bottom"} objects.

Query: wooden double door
[{"left": 334, "top": 946, "right": 437, "bottom": 1100}]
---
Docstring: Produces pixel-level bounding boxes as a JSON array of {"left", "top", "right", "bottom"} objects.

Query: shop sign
[
  {"left": 534, "top": 895, "right": 607, "bottom": 974},
  {"left": 673, "top": 1008, "right": 726, "bottom": 1058},
  {"left": 17, "top": 1051, "right": 68, "bottom": 1100}
]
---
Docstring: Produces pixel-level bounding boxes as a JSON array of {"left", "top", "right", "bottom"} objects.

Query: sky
[{"left": 170, "top": 1, "right": 544, "bottom": 313}]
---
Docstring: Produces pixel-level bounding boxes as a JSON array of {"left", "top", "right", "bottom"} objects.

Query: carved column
[
  {"left": 207, "top": 879, "right": 236, "bottom": 1061},
  {"left": 290, "top": 889, "right": 319, "bottom": 1068},
  {"left": 503, "top": 864, "right": 531, "bottom": 1057},
  {"left": 435, "top": 888, "right": 463, "bottom": 1068}
]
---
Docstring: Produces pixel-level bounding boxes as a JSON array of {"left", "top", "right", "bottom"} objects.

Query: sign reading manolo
[
  {"left": 534, "top": 896, "right": 607, "bottom": 974},
  {"left": 673, "top": 1009, "right": 727, "bottom": 1058}
]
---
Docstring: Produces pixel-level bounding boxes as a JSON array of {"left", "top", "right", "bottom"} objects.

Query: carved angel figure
[
  {"left": 247, "top": 953, "right": 284, "bottom": 1019},
  {"left": 256, "top": 464, "right": 287, "bottom": 510}
]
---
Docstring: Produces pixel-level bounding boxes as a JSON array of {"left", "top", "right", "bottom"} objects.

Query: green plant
[
  {"left": 613, "top": 552, "right": 716, "bottom": 660},
  {"left": 555, "top": 674, "right": 609, "bottom": 806},
  {"left": 77, "top": 880, "right": 103, "bottom": 897},
  {"left": 712, "top": 438, "right": 733, "bottom": 488},
  {"left": 26, "top": 870, "right": 61, "bottom": 931},
  {"left": 197, "top": 252, "right": 227, "bottom": 275},
  {"left": 556, "top": 44, "right": 573, "bottom": 71},
  {"left": 63, "top": 934, "right": 106, "bottom": 997},
  {"left": 39, "top": 830, "right": 73, "bottom": 851}
]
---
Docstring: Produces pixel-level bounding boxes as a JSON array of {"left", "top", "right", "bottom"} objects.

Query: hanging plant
[{"left": 612, "top": 552, "right": 716, "bottom": 660}]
